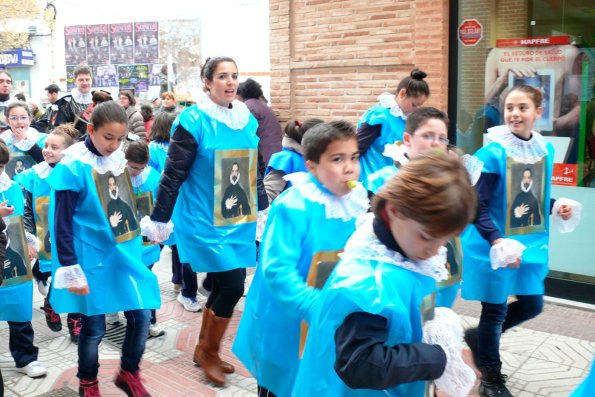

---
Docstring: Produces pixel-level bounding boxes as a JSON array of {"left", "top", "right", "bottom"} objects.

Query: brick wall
[{"left": 270, "top": 0, "right": 449, "bottom": 125}]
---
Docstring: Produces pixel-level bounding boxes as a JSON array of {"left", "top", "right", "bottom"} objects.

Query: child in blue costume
[
  {"left": 572, "top": 357, "right": 595, "bottom": 396},
  {"left": 1, "top": 102, "right": 47, "bottom": 178},
  {"left": 147, "top": 111, "right": 175, "bottom": 173},
  {"left": 461, "top": 85, "right": 578, "bottom": 397},
  {"left": 125, "top": 140, "right": 165, "bottom": 337},
  {"left": 15, "top": 124, "right": 81, "bottom": 342},
  {"left": 0, "top": 139, "right": 48, "bottom": 379},
  {"left": 48, "top": 101, "right": 160, "bottom": 397},
  {"left": 143, "top": 56, "right": 264, "bottom": 387},
  {"left": 293, "top": 153, "right": 477, "bottom": 397},
  {"left": 357, "top": 68, "right": 430, "bottom": 184},
  {"left": 263, "top": 118, "right": 323, "bottom": 203},
  {"left": 233, "top": 120, "right": 369, "bottom": 397}
]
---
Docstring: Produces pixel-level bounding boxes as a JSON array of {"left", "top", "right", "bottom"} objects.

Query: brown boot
[
  {"left": 193, "top": 308, "right": 235, "bottom": 374},
  {"left": 193, "top": 308, "right": 231, "bottom": 386}
]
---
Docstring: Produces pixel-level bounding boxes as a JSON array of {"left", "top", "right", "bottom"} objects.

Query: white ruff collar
[
  {"left": 382, "top": 142, "right": 409, "bottom": 165},
  {"left": 0, "top": 172, "right": 12, "bottom": 191},
  {"left": 70, "top": 88, "right": 93, "bottom": 104},
  {"left": 487, "top": 125, "right": 549, "bottom": 164},
  {"left": 345, "top": 213, "right": 449, "bottom": 282},
  {"left": 196, "top": 92, "right": 251, "bottom": 130},
  {"left": 131, "top": 166, "right": 150, "bottom": 190},
  {"left": 377, "top": 92, "right": 406, "bottom": 119},
  {"left": 283, "top": 172, "right": 369, "bottom": 222},
  {"left": 61, "top": 141, "right": 126, "bottom": 176},
  {"left": 0, "top": 127, "right": 41, "bottom": 151},
  {"left": 32, "top": 161, "right": 53, "bottom": 179}
]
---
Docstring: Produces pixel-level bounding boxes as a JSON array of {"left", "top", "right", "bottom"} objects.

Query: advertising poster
[
  {"left": 118, "top": 64, "right": 150, "bottom": 92},
  {"left": 86, "top": 24, "right": 110, "bottom": 65},
  {"left": 134, "top": 21, "right": 159, "bottom": 64},
  {"left": 66, "top": 65, "right": 76, "bottom": 90},
  {"left": 95, "top": 65, "right": 118, "bottom": 88},
  {"left": 109, "top": 23, "right": 134, "bottom": 65},
  {"left": 64, "top": 25, "right": 87, "bottom": 65}
]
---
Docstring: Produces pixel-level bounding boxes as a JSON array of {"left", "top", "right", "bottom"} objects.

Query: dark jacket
[{"left": 244, "top": 98, "right": 282, "bottom": 165}]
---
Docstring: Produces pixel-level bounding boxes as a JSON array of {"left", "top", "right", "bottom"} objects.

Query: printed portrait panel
[
  {"left": 438, "top": 238, "right": 463, "bottom": 288},
  {"left": 1, "top": 216, "right": 32, "bottom": 287},
  {"left": 214, "top": 149, "right": 257, "bottom": 226},
  {"left": 506, "top": 157, "right": 546, "bottom": 236},
  {"left": 6, "top": 154, "right": 36, "bottom": 179},
  {"left": 93, "top": 169, "right": 140, "bottom": 243},
  {"left": 35, "top": 196, "right": 51, "bottom": 261},
  {"left": 508, "top": 69, "right": 555, "bottom": 132},
  {"left": 134, "top": 191, "right": 154, "bottom": 246}
]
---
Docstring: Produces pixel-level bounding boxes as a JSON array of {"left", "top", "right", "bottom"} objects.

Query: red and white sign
[
  {"left": 552, "top": 163, "right": 578, "bottom": 186},
  {"left": 496, "top": 35, "right": 570, "bottom": 48},
  {"left": 458, "top": 19, "right": 483, "bottom": 47}
]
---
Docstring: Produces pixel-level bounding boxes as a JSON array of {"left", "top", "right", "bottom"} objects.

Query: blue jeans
[
  {"left": 8, "top": 321, "right": 38, "bottom": 368},
  {"left": 77, "top": 310, "right": 150, "bottom": 380},
  {"left": 478, "top": 294, "right": 543, "bottom": 367}
]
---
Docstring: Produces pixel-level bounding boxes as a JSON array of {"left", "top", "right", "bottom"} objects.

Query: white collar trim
[
  {"left": 196, "top": 92, "right": 251, "bottom": 130},
  {"left": 61, "top": 141, "right": 126, "bottom": 176},
  {"left": 377, "top": 92, "right": 406, "bottom": 119},
  {"left": 283, "top": 172, "right": 370, "bottom": 221},
  {"left": 131, "top": 166, "right": 151, "bottom": 190},
  {"left": 70, "top": 88, "right": 93, "bottom": 104},
  {"left": 0, "top": 127, "right": 41, "bottom": 151},
  {"left": 0, "top": 172, "right": 12, "bottom": 191},
  {"left": 487, "top": 125, "right": 549, "bottom": 164},
  {"left": 32, "top": 162, "right": 53, "bottom": 179},
  {"left": 345, "top": 213, "right": 449, "bottom": 282}
]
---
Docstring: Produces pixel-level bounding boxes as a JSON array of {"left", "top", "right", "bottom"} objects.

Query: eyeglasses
[
  {"left": 417, "top": 133, "right": 449, "bottom": 145},
  {"left": 8, "top": 116, "right": 30, "bottom": 122}
]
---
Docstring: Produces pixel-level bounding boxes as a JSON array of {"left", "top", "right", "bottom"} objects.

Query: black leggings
[{"left": 205, "top": 268, "right": 245, "bottom": 318}]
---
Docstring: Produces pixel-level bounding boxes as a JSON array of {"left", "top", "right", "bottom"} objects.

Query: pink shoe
[
  {"left": 114, "top": 369, "right": 151, "bottom": 397},
  {"left": 79, "top": 378, "right": 101, "bottom": 397}
]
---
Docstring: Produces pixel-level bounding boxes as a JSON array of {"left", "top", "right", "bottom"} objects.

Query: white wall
[{"left": 28, "top": 0, "right": 270, "bottom": 103}]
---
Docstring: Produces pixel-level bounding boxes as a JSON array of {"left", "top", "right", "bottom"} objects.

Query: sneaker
[
  {"left": 68, "top": 316, "right": 82, "bottom": 344},
  {"left": 79, "top": 378, "right": 101, "bottom": 397},
  {"left": 114, "top": 369, "right": 151, "bottom": 397},
  {"left": 106, "top": 312, "right": 121, "bottom": 325},
  {"left": 16, "top": 361, "right": 47, "bottom": 378},
  {"left": 197, "top": 284, "right": 211, "bottom": 298},
  {"left": 37, "top": 279, "right": 49, "bottom": 296},
  {"left": 177, "top": 293, "right": 202, "bottom": 312},
  {"left": 41, "top": 297, "right": 62, "bottom": 332},
  {"left": 148, "top": 324, "right": 165, "bottom": 338}
]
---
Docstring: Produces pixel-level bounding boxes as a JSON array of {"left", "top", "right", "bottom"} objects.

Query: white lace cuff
[
  {"left": 140, "top": 216, "right": 174, "bottom": 243},
  {"left": 255, "top": 207, "right": 269, "bottom": 242},
  {"left": 423, "top": 308, "right": 476, "bottom": 397},
  {"left": 24, "top": 231, "right": 39, "bottom": 252},
  {"left": 54, "top": 264, "right": 88, "bottom": 289},
  {"left": 552, "top": 198, "right": 582, "bottom": 234},
  {"left": 489, "top": 238, "right": 526, "bottom": 270}
]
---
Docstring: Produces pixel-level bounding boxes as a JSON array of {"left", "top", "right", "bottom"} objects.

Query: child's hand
[
  {"left": 0, "top": 200, "right": 14, "bottom": 217},
  {"left": 12, "top": 127, "right": 28, "bottom": 141},
  {"left": 28, "top": 245, "right": 38, "bottom": 260},
  {"left": 557, "top": 204, "right": 572, "bottom": 221},
  {"left": 68, "top": 285, "right": 90, "bottom": 295}
]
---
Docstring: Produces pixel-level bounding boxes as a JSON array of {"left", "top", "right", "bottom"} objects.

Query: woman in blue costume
[
  {"left": 263, "top": 118, "right": 323, "bottom": 203},
  {"left": 125, "top": 140, "right": 165, "bottom": 338},
  {"left": 357, "top": 68, "right": 430, "bottom": 184},
  {"left": 143, "top": 56, "right": 266, "bottom": 386},
  {"left": 234, "top": 121, "right": 369, "bottom": 397},
  {"left": 16, "top": 124, "right": 81, "bottom": 342},
  {"left": 147, "top": 111, "right": 175, "bottom": 173},
  {"left": 293, "top": 153, "right": 477, "bottom": 397},
  {"left": 461, "top": 85, "right": 579, "bottom": 397},
  {"left": 48, "top": 101, "right": 160, "bottom": 397},
  {"left": 0, "top": 139, "right": 48, "bottom": 379},
  {"left": 1, "top": 102, "right": 47, "bottom": 179}
]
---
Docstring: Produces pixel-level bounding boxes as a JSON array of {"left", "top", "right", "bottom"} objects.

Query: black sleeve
[
  {"left": 256, "top": 150, "right": 269, "bottom": 211},
  {"left": 357, "top": 123, "right": 382, "bottom": 155},
  {"left": 334, "top": 312, "right": 446, "bottom": 390},
  {"left": 151, "top": 125, "right": 198, "bottom": 223},
  {"left": 54, "top": 101, "right": 73, "bottom": 127},
  {"left": 27, "top": 144, "right": 44, "bottom": 163},
  {"left": 23, "top": 190, "right": 36, "bottom": 235},
  {"left": 54, "top": 190, "right": 80, "bottom": 266},
  {"left": 31, "top": 118, "right": 50, "bottom": 134},
  {"left": 549, "top": 198, "right": 556, "bottom": 215},
  {"left": 474, "top": 172, "right": 502, "bottom": 244}
]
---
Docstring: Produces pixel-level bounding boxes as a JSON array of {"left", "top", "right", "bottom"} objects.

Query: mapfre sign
[{"left": 458, "top": 19, "right": 483, "bottom": 46}]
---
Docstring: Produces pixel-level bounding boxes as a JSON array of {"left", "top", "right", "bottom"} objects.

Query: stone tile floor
[{"left": 1, "top": 247, "right": 593, "bottom": 396}]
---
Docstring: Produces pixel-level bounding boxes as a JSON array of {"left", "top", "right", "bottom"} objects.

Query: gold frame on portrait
[
  {"left": 135, "top": 191, "right": 154, "bottom": 247},
  {"left": 505, "top": 157, "right": 546, "bottom": 236},
  {"left": 34, "top": 196, "right": 51, "bottom": 261},
  {"left": 1, "top": 215, "right": 33, "bottom": 287},
  {"left": 213, "top": 149, "right": 258, "bottom": 227}
]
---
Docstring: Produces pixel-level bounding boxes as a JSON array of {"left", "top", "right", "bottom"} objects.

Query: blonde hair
[{"left": 373, "top": 152, "right": 476, "bottom": 237}]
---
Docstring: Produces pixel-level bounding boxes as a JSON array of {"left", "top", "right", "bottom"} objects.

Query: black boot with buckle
[{"left": 479, "top": 365, "right": 513, "bottom": 397}]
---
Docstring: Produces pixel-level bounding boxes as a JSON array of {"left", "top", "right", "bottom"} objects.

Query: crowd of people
[{"left": 0, "top": 56, "right": 590, "bottom": 397}]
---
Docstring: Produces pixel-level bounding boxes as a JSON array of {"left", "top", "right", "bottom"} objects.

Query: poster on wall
[
  {"left": 86, "top": 24, "right": 110, "bottom": 65},
  {"left": 109, "top": 23, "right": 134, "bottom": 65},
  {"left": 134, "top": 22, "right": 159, "bottom": 64},
  {"left": 64, "top": 25, "right": 87, "bottom": 65},
  {"left": 118, "top": 64, "right": 150, "bottom": 92},
  {"left": 66, "top": 65, "right": 76, "bottom": 90},
  {"left": 95, "top": 65, "right": 118, "bottom": 88}
]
